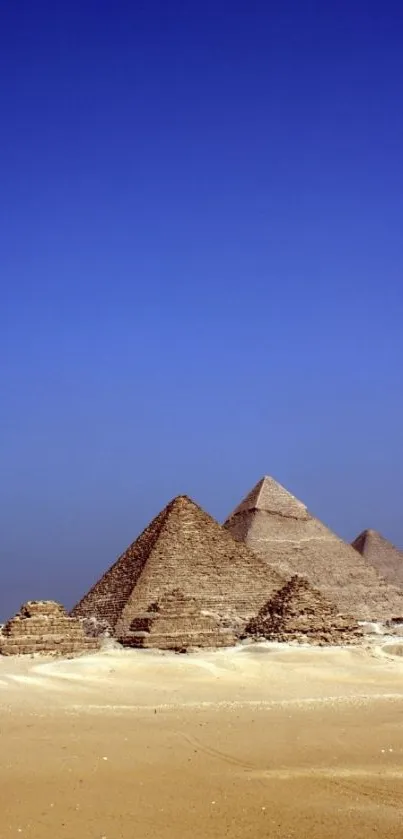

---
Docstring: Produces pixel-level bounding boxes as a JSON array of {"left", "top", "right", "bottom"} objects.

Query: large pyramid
[
  {"left": 71, "top": 495, "right": 285, "bottom": 649},
  {"left": 224, "top": 476, "right": 403, "bottom": 621},
  {"left": 352, "top": 529, "right": 403, "bottom": 588}
]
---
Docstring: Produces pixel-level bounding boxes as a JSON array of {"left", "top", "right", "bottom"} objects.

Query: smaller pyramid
[
  {"left": 72, "top": 495, "right": 286, "bottom": 649},
  {"left": 244, "top": 577, "right": 361, "bottom": 645},
  {"left": 0, "top": 601, "right": 99, "bottom": 657},
  {"left": 352, "top": 530, "right": 403, "bottom": 588}
]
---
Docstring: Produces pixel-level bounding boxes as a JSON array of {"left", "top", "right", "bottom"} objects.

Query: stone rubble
[{"left": 244, "top": 576, "right": 362, "bottom": 645}]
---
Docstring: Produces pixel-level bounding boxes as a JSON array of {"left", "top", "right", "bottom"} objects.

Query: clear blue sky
[{"left": 1, "top": 1, "right": 402, "bottom": 619}]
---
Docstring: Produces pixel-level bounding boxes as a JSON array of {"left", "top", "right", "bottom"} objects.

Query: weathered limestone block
[{"left": 20, "top": 601, "right": 65, "bottom": 618}]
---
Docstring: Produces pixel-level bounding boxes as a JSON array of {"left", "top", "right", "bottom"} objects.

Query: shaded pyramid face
[
  {"left": 224, "top": 477, "right": 403, "bottom": 621},
  {"left": 72, "top": 495, "right": 285, "bottom": 648},
  {"left": 244, "top": 576, "right": 361, "bottom": 645},
  {"left": 352, "top": 530, "right": 403, "bottom": 588}
]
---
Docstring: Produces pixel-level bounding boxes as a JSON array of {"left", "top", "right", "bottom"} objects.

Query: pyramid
[
  {"left": 244, "top": 576, "right": 361, "bottom": 644},
  {"left": 0, "top": 601, "right": 99, "bottom": 657},
  {"left": 224, "top": 477, "right": 403, "bottom": 621},
  {"left": 352, "top": 530, "right": 403, "bottom": 588},
  {"left": 71, "top": 495, "right": 285, "bottom": 649}
]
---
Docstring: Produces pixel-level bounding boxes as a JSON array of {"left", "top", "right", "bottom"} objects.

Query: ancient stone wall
[{"left": 0, "top": 601, "right": 99, "bottom": 656}]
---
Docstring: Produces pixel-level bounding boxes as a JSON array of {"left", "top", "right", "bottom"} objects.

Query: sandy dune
[{"left": 1, "top": 641, "right": 403, "bottom": 838}]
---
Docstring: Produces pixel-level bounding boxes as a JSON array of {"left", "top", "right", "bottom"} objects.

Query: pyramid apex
[
  {"left": 352, "top": 528, "right": 382, "bottom": 550},
  {"left": 227, "top": 475, "right": 308, "bottom": 521},
  {"left": 166, "top": 494, "right": 203, "bottom": 514},
  {"left": 351, "top": 528, "right": 403, "bottom": 588},
  {"left": 170, "top": 494, "right": 194, "bottom": 505},
  {"left": 352, "top": 528, "right": 402, "bottom": 553},
  {"left": 357, "top": 528, "right": 377, "bottom": 538}
]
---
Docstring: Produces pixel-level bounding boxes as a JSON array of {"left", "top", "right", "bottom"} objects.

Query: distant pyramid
[
  {"left": 71, "top": 495, "right": 285, "bottom": 650},
  {"left": 224, "top": 476, "right": 403, "bottom": 620},
  {"left": 244, "top": 576, "right": 361, "bottom": 645},
  {"left": 352, "top": 529, "right": 403, "bottom": 588}
]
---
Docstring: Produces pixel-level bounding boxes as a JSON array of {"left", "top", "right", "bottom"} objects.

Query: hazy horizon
[{"left": 1, "top": 1, "right": 402, "bottom": 620}]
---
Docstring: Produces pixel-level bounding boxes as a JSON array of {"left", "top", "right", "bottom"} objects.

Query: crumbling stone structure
[
  {"left": 224, "top": 476, "right": 403, "bottom": 621},
  {"left": 120, "top": 589, "right": 236, "bottom": 651},
  {"left": 72, "top": 494, "right": 286, "bottom": 650},
  {"left": 244, "top": 576, "right": 362, "bottom": 645},
  {"left": 0, "top": 600, "right": 99, "bottom": 656}
]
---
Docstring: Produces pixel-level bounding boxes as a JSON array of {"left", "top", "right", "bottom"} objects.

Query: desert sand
[{"left": 1, "top": 640, "right": 403, "bottom": 839}]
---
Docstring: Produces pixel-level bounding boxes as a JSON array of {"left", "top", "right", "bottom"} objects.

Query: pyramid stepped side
[
  {"left": 352, "top": 530, "right": 403, "bottom": 587},
  {"left": 244, "top": 577, "right": 361, "bottom": 645},
  {"left": 115, "top": 496, "right": 285, "bottom": 642},
  {"left": 71, "top": 503, "right": 171, "bottom": 629},
  {"left": 225, "top": 477, "right": 403, "bottom": 621},
  {"left": 120, "top": 589, "right": 236, "bottom": 651},
  {"left": 0, "top": 601, "right": 99, "bottom": 657}
]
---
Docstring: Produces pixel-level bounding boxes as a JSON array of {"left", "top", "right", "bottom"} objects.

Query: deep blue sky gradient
[{"left": 1, "top": 1, "right": 402, "bottom": 619}]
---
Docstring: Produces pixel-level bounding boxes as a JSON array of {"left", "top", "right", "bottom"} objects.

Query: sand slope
[{"left": 1, "top": 643, "right": 403, "bottom": 839}]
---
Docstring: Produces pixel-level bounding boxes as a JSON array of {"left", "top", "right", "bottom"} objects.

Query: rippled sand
[{"left": 1, "top": 642, "right": 403, "bottom": 838}]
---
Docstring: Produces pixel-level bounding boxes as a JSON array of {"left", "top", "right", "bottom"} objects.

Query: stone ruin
[
  {"left": 0, "top": 600, "right": 100, "bottom": 657},
  {"left": 120, "top": 588, "right": 236, "bottom": 652},
  {"left": 243, "top": 576, "right": 362, "bottom": 645}
]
